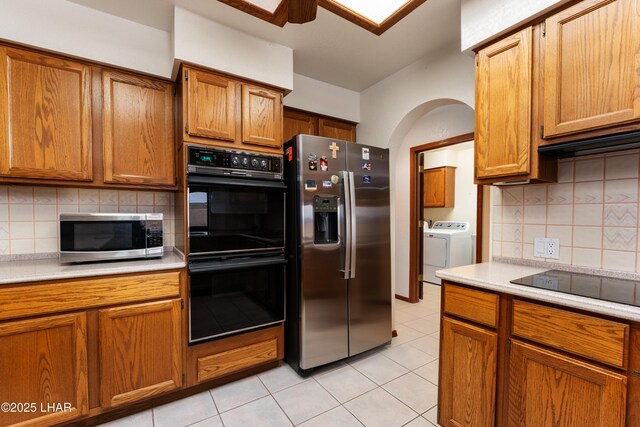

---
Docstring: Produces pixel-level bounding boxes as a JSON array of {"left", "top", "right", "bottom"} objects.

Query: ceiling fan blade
[{"left": 288, "top": 0, "right": 319, "bottom": 23}]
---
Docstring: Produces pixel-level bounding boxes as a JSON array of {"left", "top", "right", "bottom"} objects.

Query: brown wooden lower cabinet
[
  {"left": 440, "top": 280, "right": 636, "bottom": 427},
  {"left": 187, "top": 324, "right": 284, "bottom": 387},
  {"left": 439, "top": 316, "right": 497, "bottom": 427},
  {"left": 99, "top": 299, "right": 183, "bottom": 409},
  {"left": 0, "top": 312, "right": 89, "bottom": 427},
  {"left": 0, "top": 269, "right": 286, "bottom": 426},
  {"left": 508, "top": 340, "right": 626, "bottom": 427}
]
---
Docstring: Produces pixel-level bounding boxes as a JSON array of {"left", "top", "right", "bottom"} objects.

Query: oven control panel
[{"left": 187, "top": 146, "right": 282, "bottom": 179}]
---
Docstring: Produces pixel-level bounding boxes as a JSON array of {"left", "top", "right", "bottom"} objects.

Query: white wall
[
  {"left": 460, "top": 0, "right": 570, "bottom": 51},
  {"left": 173, "top": 7, "right": 293, "bottom": 90},
  {"left": 0, "top": 0, "right": 173, "bottom": 78},
  {"left": 283, "top": 73, "right": 360, "bottom": 122},
  {"left": 358, "top": 44, "right": 475, "bottom": 299},
  {"left": 423, "top": 141, "right": 477, "bottom": 234},
  {"left": 358, "top": 45, "right": 475, "bottom": 148}
]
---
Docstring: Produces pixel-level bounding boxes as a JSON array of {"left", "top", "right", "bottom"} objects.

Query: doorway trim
[{"left": 402, "top": 132, "right": 478, "bottom": 303}]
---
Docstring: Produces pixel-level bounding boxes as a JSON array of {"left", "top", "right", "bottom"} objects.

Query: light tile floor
[{"left": 100, "top": 284, "right": 442, "bottom": 427}]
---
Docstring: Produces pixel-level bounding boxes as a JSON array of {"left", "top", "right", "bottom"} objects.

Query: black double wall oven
[{"left": 187, "top": 146, "right": 286, "bottom": 344}]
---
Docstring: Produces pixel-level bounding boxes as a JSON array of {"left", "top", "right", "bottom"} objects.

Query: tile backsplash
[
  {"left": 0, "top": 185, "right": 176, "bottom": 256},
  {"left": 492, "top": 150, "right": 640, "bottom": 273}
]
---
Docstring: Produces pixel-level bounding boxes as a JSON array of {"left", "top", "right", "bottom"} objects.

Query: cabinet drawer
[
  {"left": 512, "top": 300, "right": 629, "bottom": 369},
  {"left": 197, "top": 338, "right": 279, "bottom": 383},
  {"left": 444, "top": 283, "right": 499, "bottom": 328},
  {"left": 0, "top": 271, "right": 180, "bottom": 321}
]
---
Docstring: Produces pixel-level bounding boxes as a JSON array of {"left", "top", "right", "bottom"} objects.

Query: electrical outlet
[
  {"left": 546, "top": 238, "right": 560, "bottom": 260},
  {"left": 533, "top": 237, "right": 560, "bottom": 259}
]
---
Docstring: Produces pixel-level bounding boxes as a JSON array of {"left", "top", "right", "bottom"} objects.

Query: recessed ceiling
[
  {"left": 68, "top": 0, "right": 461, "bottom": 92},
  {"left": 331, "top": 0, "right": 412, "bottom": 24}
]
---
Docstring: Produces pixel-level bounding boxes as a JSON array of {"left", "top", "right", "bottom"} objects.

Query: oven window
[
  {"left": 189, "top": 184, "right": 285, "bottom": 254},
  {"left": 60, "top": 221, "right": 146, "bottom": 252},
  {"left": 189, "top": 259, "right": 285, "bottom": 342}
]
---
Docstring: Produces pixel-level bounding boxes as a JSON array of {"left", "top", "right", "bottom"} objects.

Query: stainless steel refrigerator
[{"left": 284, "top": 134, "right": 392, "bottom": 374}]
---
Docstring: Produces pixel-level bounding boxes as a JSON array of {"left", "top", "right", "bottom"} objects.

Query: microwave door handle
[
  {"left": 348, "top": 171, "right": 356, "bottom": 279},
  {"left": 341, "top": 170, "right": 352, "bottom": 280}
]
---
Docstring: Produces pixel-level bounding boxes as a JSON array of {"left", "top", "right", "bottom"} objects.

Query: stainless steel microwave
[{"left": 59, "top": 213, "right": 163, "bottom": 263}]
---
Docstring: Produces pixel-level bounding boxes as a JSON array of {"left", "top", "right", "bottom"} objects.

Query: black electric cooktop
[{"left": 510, "top": 270, "right": 640, "bottom": 308}]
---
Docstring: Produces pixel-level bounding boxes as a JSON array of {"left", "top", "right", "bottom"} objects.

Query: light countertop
[
  {"left": 0, "top": 251, "right": 185, "bottom": 285},
  {"left": 436, "top": 262, "right": 640, "bottom": 322}
]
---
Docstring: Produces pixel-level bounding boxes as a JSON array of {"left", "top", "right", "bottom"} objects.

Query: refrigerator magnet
[
  {"left": 305, "top": 180, "right": 318, "bottom": 191},
  {"left": 322, "top": 180, "right": 332, "bottom": 188},
  {"left": 362, "top": 162, "right": 371, "bottom": 171},
  {"left": 362, "top": 147, "right": 370, "bottom": 160},
  {"left": 320, "top": 156, "right": 329, "bottom": 171},
  {"left": 363, "top": 175, "right": 372, "bottom": 184},
  {"left": 331, "top": 175, "right": 340, "bottom": 184},
  {"left": 308, "top": 152, "right": 318, "bottom": 161},
  {"left": 309, "top": 160, "right": 318, "bottom": 171}
]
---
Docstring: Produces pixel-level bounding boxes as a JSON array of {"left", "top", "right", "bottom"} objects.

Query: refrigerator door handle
[
  {"left": 341, "top": 170, "right": 352, "bottom": 279},
  {"left": 348, "top": 171, "right": 357, "bottom": 279}
]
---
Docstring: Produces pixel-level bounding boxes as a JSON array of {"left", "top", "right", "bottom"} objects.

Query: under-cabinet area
[{"left": 437, "top": 265, "right": 640, "bottom": 427}]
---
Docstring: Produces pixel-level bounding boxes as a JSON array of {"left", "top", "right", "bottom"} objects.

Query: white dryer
[{"left": 423, "top": 221, "right": 472, "bottom": 285}]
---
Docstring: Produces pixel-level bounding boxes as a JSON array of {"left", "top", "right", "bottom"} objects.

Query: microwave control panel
[{"left": 187, "top": 146, "right": 282, "bottom": 179}]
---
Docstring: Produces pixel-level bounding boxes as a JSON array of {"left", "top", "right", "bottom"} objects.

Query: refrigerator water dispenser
[{"left": 313, "top": 196, "right": 338, "bottom": 244}]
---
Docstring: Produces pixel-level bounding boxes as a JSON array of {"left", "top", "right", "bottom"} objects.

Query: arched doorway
[{"left": 387, "top": 100, "right": 477, "bottom": 302}]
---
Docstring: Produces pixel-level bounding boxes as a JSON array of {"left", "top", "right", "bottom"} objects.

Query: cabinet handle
[{"left": 631, "top": 371, "right": 640, "bottom": 378}]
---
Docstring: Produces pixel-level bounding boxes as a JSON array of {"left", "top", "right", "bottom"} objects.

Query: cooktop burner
[{"left": 510, "top": 270, "right": 640, "bottom": 308}]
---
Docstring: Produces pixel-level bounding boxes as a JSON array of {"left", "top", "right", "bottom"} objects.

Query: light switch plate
[{"left": 534, "top": 237, "right": 547, "bottom": 258}]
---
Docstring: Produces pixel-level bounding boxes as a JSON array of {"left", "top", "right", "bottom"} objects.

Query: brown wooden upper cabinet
[
  {"left": 242, "top": 84, "right": 282, "bottom": 148},
  {"left": 543, "top": 0, "right": 640, "bottom": 138},
  {"left": 319, "top": 117, "right": 356, "bottom": 142},
  {"left": 475, "top": 0, "right": 640, "bottom": 184},
  {"left": 183, "top": 66, "right": 284, "bottom": 154},
  {"left": 475, "top": 27, "right": 533, "bottom": 181},
  {"left": 423, "top": 166, "right": 455, "bottom": 208},
  {"left": 283, "top": 108, "right": 317, "bottom": 142},
  {"left": 0, "top": 46, "right": 92, "bottom": 181},
  {"left": 102, "top": 70, "right": 175, "bottom": 186},
  {"left": 186, "top": 69, "right": 237, "bottom": 141},
  {"left": 283, "top": 107, "right": 357, "bottom": 143}
]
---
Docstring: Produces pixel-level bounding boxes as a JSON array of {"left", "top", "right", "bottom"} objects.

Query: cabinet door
[
  {"left": 508, "top": 340, "right": 626, "bottom": 427},
  {"left": 318, "top": 117, "right": 356, "bottom": 142},
  {"left": 423, "top": 167, "right": 455, "bottom": 208},
  {"left": 0, "top": 47, "right": 92, "bottom": 181},
  {"left": 186, "top": 68, "right": 237, "bottom": 141},
  {"left": 283, "top": 108, "right": 317, "bottom": 142},
  {"left": 0, "top": 313, "right": 88, "bottom": 427},
  {"left": 241, "top": 84, "right": 282, "bottom": 148},
  {"left": 544, "top": 0, "right": 640, "bottom": 137},
  {"left": 99, "top": 299, "right": 182, "bottom": 409},
  {"left": 476, "top": 27, "right": 532, "bottom": 179},
  {"left": 102, "top": 70, "right": 175, "bottom": 186},
  {"left": 439, "top": 317, "right": 497, "bottom": 427}
]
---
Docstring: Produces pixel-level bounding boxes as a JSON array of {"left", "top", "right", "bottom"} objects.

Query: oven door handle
[
  {"left": 188, "top": 256, "right": 287, "bottom": 274},
  {"left": 187, "top": 174, "right": 286, "bottom": 189}
]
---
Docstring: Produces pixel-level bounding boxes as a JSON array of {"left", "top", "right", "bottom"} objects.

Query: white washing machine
[{"left": 423, "top": 221, "right": 472, "bottom": 285}]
